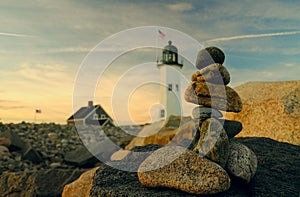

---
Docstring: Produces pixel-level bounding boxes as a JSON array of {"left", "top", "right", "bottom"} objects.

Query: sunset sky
[{"left": 1, "top": 0, "right": 300, "bottom": 124}]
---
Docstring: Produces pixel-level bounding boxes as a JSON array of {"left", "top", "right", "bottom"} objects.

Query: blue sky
[{"left": 0, "top": 0, "right": 300, "bottom": 124}]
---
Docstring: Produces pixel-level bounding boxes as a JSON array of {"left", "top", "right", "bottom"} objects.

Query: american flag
[
  {"left": 35, "top": 109, "right": 42, "bottom": 113},
  {"left": 158, "top": 30, "right": 165, "bottom": 39}
]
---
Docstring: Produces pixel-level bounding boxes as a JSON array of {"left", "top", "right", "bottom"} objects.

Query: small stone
[
  {"left": 193, "top": 118, "right": 229, "bottom": 168},
  {"left": 223, "top": 120, "right": 243, "bottom": 138},
  {"left": 138, "top": 146, "right": 230, "bottom": 195},
  {"left": 192, "top": 106, "right": 223, "bottom": 120},
  {"left": 192, "top": 63, "right": 230, "bottom": 85},
  {"left": 195, "top": 47, "right": 225, "bottom": 70},
  {"left": 48, "top": 132, "right": 58, "bottom": 140},
  {"left": 225, "top": 142, "right": 257, "bottom": 183},
  {"left": 50, "top": 162, "right": 61, "bottom": 168},
  {"left": 0, "top": 145, "right": 10, "bottom": 157},
  {"left": 185, "top": 82, "right": 242, "bottom": 112}
]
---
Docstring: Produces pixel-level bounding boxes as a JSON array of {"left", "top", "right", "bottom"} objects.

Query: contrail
[
  {"left": 0, "top": 32, "right": 35, "bottom": 38},
  {"left": 205, "top": 30, "right": 300, "bottom": 44}
]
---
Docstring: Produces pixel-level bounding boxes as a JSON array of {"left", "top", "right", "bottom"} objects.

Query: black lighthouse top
[{"left": 158, "top": 40, "right": 183, "bottom": 68}]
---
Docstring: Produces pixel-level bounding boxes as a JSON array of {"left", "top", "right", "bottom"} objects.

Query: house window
[
  {"left": 168, "top": 84, "right": 172, "bottom": 91},
  {"left": 100, "top": 114, "right": 106, "bottom": 119},
  {"left": 93, "top": 113, "right": 98, "bottom": 120},
  {"left": 176, "top": 84, "right": 179, "bottom": 91},
  {"left": 160, "top": 109, "right": 165, "bottom": 118}
]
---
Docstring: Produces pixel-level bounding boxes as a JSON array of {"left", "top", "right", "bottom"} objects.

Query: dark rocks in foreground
[
  {"left": 0, "top": 169, "right": 86, "bottom": 197},
  {"left": 90, "top": 137, "right": 300, "bottom": 197}
]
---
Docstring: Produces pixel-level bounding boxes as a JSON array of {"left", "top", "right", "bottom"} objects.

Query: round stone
[
  {"left": 225, "top": 142, "right": 257, "bottom": 183},
  {"left": 195, "top": 47, "right": 225, "bottom": 70}
]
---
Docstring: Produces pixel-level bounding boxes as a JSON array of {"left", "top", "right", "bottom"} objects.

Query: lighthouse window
[
  {"left": 176, "top": 84, "right": 179, "bottom": 91},
  {"left": 160, "top": 109, "right": 165, "bottom": 118},
  {"left": 173, "top": 54, "right": 176, "bottom": 62},
  {"left": 168, "top": 84, "right": 172, "bottom": 91}
]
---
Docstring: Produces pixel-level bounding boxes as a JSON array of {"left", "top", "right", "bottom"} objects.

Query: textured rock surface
[
  {"left": 64, "top": 140, "right": 119, "bottom": 167},
  {"left": 83, "top": 137, "right": 300, "bottom": 196},
  {"left": 192, "top": 63, "right": 230, "bottom": 85},
  {"left": 125, "top": 116, "right": 191, "bottom": 150},
  {"left": 185, "top": 82, "right": 242, "bottom": 112},
  {"left": 223, "top": 119, "right": 243, "bottom": 139},
  {"left": 226, "top": 81, "right": 300, "bottom": 145},
  {"left": 170, "top": 120, "right": 198, "bottom": 145},
  {"left": 193, "top": 118, "right": 229, "bottom": 167},
  {"left": 138, "top": 146, "right": 231, "bottom": 195},
  {"left": 0, "top": 169, "right": 85, "bottom": 197},
  {"left": 195, "top": 47, "right": 225, "bottom": 69},
  {"left": 226, "top": 141, "right": 257, "bottom": 183},
  {"left": 192, "top": 106, "right": 223, "bottom": 120},
  {"left": 62, "top": 167, "right": 99, "bottom": 197}
]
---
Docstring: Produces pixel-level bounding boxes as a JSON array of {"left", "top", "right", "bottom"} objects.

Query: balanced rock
[
  {"left": 192, "top": 63, "right": 230, "bottom": 85},
  {"left": 223, "top": 120, "right": 243, "bottom": 139},
  {"left": 226, "top": 141, "right": 257, "bottom": 183},
  {"left": 192, "top": 106, "right": 223, "bottom": 120},
  {"left": 138, "top": 145, "right": 231, "bottom": 195},
  {"left": 195, "top": 47, "right": 225, "bottom": 70},
  {"left": 193, "top": 118, "right": 229, "bottom": 167},
  {"left": 185, "top": 82, "right": 242, "bottom": 112}
]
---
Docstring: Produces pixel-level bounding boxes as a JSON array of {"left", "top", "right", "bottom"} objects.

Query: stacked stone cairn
[{"left": 138, "top": 47, "right": 257, "bottom": 195}]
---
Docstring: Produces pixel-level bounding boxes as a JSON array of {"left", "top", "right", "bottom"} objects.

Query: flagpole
[{"left": 156, "top": 29, "right": 158, "bottom": 63}]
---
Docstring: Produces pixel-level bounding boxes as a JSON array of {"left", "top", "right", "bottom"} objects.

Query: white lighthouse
[{"left": 157, "top": 40, "right": 183, "bottom": 119}]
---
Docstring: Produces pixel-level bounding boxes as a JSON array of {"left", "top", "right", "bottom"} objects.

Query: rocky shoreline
[{"left": 0, "top": 122, "right": 299, "bottom": 196}]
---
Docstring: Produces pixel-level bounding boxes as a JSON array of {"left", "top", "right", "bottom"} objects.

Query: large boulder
[
  {"left": 0, "top": 169, "right": 85, "bottom": 197},
  {"left": 138, "top": 146, "right": 231, "bottom": 195},
  {"left": 226, "top": 81, "right": 300, "bottom": 145},
  {"left": 62, "top": 167, "right": 99, "bottom": 197},
  {"left": 64, "top": 139, "right": 119, "bottom": 167},
  {"left": 125, "top": 116, "right": 191, "bottom": 150},
  {"left": 77, "top": 137, "right": 299, "bottom": 196}
]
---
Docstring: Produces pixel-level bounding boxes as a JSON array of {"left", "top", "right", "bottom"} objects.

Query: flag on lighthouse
[
  {"left": 158, "top": 30, "right": 165, "bottom": 39},
  {"left": 35, "top": 109, "right": 42, "bottom": 113}
]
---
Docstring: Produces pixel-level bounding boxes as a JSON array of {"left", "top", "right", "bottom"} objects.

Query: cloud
[
  {"left": 166, "top": 3, "right": 194, "bottom": 12},
  {"left": 0, "top": 32, "right": 35, "bottom": 38},
  {"left": 205, "top": 30, "right": 300, "bottom": 44},
  {"left": 0, "top": 106, "right": 26, "bottom": 110}
]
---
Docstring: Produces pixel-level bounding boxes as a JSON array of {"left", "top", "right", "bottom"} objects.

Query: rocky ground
[
  {"left": 0, "top": 122, "right": 137, "bottom": 174},
  {"left": 0, "top": 122, "right": 299, "bottom": 196}
]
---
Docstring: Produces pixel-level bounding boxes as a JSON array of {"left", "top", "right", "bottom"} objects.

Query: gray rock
[
  {"left": 0, "top": 146, "right": 10, "bottom": 158},
  {"left": 226, "top": 141, "right": 257, "bottom": 183},
  {"left": 138, "top": 146, "right": 231, "bottom": 195},
  {"left": 22, "top": 145, "right": 43, "bottom": 164},
  {"left": 64, "top": 139, "right": 119, "bottom": 167},
  {"left": 192, "top": 106, "right": 223, "bottom": 120},
  {"left": 0, "top": 169, "right": 86, "bottom": 197},
  {"left": 86, "top": 137, "right": 300, "bottom": 197},
  {"left": 0, "top": 130, "right": 26, "bottom": 151},
  {"left": 223, "top": 120, "right": 243, "bottom": 138},
  {"left": 193, "top": 118, "right": 229, "bottom": 168},
  {"left": 195, "top": 47, "right": 225, "bottom": 70}
]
